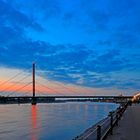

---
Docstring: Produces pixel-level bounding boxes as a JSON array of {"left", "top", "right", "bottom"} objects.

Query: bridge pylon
[{"left": 32, "top": 63, "right": 36, "bottom": 105}]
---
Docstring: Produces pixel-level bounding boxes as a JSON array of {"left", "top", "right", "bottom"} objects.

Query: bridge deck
[
  {"left": 0, "top": 95, "right": 133, "bottom": 104},
  {"left": 0, "top": 95, "right": 133, "bottom": 99}
]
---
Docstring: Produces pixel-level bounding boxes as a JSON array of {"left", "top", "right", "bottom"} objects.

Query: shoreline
[
  {"left": 73, "top": 102, "right": 129, "bottom": 140},
  {"left": 73, "top": 117, "right": 108, "bottom": 140}
]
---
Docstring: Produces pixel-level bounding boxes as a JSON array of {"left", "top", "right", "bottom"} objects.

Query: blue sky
[{"left": 0, "top": 0, "right": 140, "bottom": 95}]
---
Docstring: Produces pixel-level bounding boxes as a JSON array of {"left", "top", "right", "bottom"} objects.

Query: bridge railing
[{"left": 74, "top": 102, "right": 131, "bottom": 140}]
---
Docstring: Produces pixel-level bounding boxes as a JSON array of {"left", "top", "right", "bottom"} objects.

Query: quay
[
  {"left": 107, "top": 103, "right": 140, "bottom": 140},
  {"left": 74, "top": 100, "right": 140, "bottom": 140},
  {"left": 73, "top": 101, "right": 133, "bottom": 140},
  {"left": 74, "top": 102, "right": 130, "bottom": 140}
]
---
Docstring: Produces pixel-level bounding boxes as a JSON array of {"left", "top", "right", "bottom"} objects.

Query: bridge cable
[
  {"left": 53, "top": 82, "right": 80, "bottom": 94},
  {"left": 35, "top": 75, "right": 79, "bottom": 95},
  {"left": 36, "top": 89, "right": 47, "bottom": 95},
  {"left": 11, "top": 88, "right": 32, "bottom": 97},
  {"left": 35, "top": 67, "right": 81, "bottom": 95},
  {"left": 36, "top": 81, "right": 63, "bottom": 95},
  {"left": 0, "top": 74, "right": 31, "bottom": 95},
  {"left": 0, "top": 70, "right": 29, "bottom": 86},
  {"left": 6, "top": 82, "right": 32, "bottom": 97},
  {"left": 35, "top": 68, "right": 80, "bottom": 95}
]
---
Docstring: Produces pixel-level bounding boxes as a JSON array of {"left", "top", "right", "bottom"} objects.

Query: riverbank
[
  {"left": 106, "top": 103, "right": 140, "bottom": 140},
  {"left": 73, "top": 117, "right": 108, "bottom": 140},
  {"left": 73, "top": 102, "right": 129, "bottom": 140}
]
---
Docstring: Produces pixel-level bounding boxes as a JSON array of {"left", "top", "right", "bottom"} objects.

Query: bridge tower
[
  {"left": 33, "top": 63, "right": 35, "bottom": 97},
  {"left": 32, "top": 63, "right": 36, "bottom": 105}
]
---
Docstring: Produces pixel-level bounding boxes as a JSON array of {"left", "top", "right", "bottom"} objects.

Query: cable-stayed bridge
[{"left": 0, "top": 63, "right": 134, "bottom": 105}]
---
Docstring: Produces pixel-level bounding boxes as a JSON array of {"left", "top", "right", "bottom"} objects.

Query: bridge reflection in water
[{"left": 31, "top": 105, "right": 37, "bottom": 140}]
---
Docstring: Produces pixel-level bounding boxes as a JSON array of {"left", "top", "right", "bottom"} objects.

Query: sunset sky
[{"left": 0, "top": 0, "right": 140, "bottom": 96}]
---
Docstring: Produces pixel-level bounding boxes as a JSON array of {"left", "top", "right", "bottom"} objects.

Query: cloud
[
  {"left": 0, "top": 0, "right": 140, "bottom": 93},
  {"left": 0, "top": 36, "right": 134, "bottom": 90},
  {"left": 0, "top": 0, "right": 43, "bottom": 31},
  {"left": 7, "top": 0, "right": 61, "bottom": 20}
]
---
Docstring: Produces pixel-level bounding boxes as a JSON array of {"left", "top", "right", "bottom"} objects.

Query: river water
[{"left": 0, "top": 102, "right": 119, "bottom": 140}]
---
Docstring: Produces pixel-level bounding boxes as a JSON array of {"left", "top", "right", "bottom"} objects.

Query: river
[{"left": 0, "top": 102, "right": 119, "bottom": 140}]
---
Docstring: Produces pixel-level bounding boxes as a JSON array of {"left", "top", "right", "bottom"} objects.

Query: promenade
[{"left": 107, "top": 104, "right": 140, "bottom": 140}]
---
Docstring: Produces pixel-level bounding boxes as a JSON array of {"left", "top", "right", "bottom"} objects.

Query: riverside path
[{"left": 107, "top": 103, "right": 140, "bottom": 140}]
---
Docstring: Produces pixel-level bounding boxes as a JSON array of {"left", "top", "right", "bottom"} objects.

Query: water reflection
[
  {"left": 31, "top": 105, "right": 37, "bottom": 140},
  {"left": 0, "top": 103, "right": 118, "bottom": 140}
]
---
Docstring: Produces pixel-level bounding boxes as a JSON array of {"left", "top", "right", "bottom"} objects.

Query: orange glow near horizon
[
  {"left": 0, "top": 79, "right": 129, "bottom": 96},
  {"left": 0, "top": 66, "right": 133, "bottom": 96},
  {"left": 0, "top": 80, "right": 60, "bottom": 96},
  {"left": 0, "top": 67, "right": 114, "bottom": 96},
  {"left": 0, "top": 79, "right": 97, "bottom": 96},
  {"left": 0, "top": 82, "right": 31, "bottom": 94}
]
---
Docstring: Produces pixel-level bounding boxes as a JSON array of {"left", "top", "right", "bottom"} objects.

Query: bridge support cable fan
[
  {"left": 0, "top": 74, "right": 32, "bottom": 96},
  {"left": 6, "top": 82, "right": 32, "bottom": 97}
]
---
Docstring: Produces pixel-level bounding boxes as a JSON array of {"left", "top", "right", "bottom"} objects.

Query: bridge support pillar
[{"left": 32, "top": 63, "right": 36, "bottom": 105}]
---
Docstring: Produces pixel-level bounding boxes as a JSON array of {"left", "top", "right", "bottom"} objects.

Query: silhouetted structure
[{"left": 32, "top": 63, "right": 36, "bottom": 105}]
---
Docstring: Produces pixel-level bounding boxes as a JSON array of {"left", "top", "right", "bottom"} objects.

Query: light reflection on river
[
  {"left": 31, "top": 105, "right": 37, "bottom": 140},
  {"left": 0, "top": 102, "right": 119, "bottom": 140}
]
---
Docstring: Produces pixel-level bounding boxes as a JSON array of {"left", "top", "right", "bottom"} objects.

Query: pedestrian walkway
[{"left": 107, "top": 104, "right": 140, "bottom": 140}]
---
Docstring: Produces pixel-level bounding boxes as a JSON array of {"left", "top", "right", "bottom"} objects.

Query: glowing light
[
  {"left": 132, "top": 92, "right": 140, "bottom": 101},
  {"left": 31, "top": 105, "right": 37, "bottom": 140}
]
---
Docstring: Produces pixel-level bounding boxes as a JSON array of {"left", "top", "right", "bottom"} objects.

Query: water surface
[{"left": 0, "top": 102, "right": 119, "bottom": 140}]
